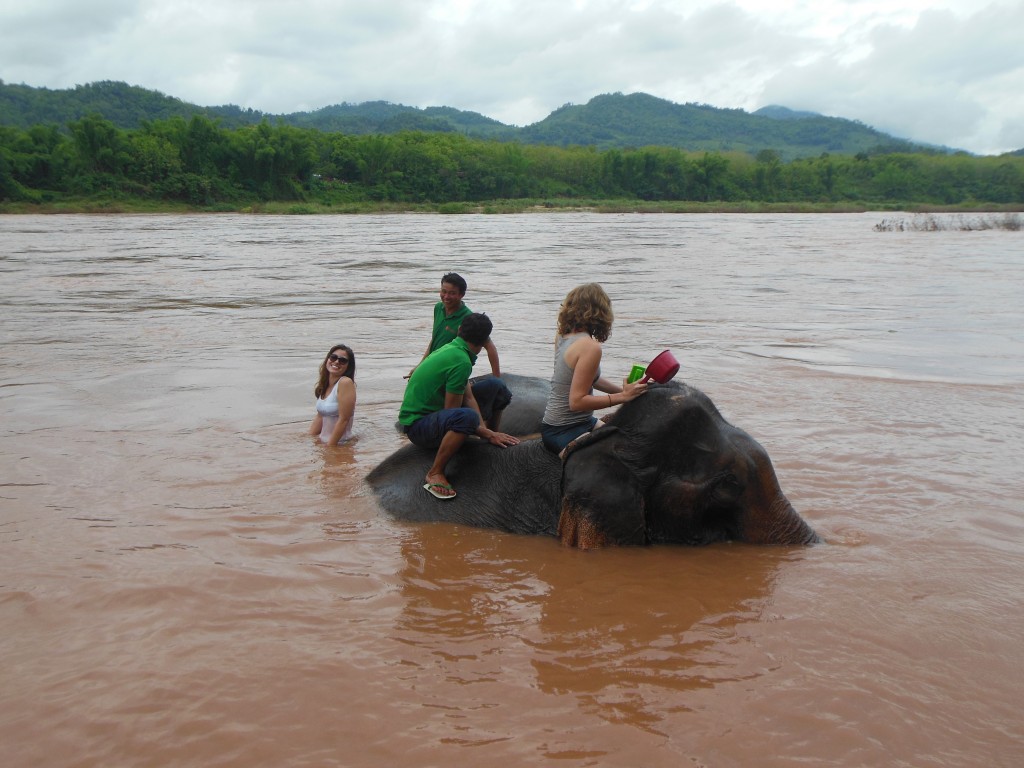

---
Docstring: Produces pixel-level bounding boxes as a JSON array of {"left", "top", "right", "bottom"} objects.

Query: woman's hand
[{"left": 620, "top": 378, "right": 648, "bottom": 401}]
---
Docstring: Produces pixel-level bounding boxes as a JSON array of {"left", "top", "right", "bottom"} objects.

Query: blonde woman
[
  {"left": 309, "top": 344, "right": 356, "bottom": 445},
  {"left": 540, "top": 284, "right": 647, "bottom": 454}
]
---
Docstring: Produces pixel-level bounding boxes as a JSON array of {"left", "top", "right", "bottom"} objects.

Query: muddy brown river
[{"left": 2, "top": 212, "right": 1022, "bottom": 767}]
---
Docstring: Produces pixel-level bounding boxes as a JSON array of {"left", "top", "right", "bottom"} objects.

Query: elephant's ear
[{"left": 559, "top": 427, "right": 646, "bottom": 549}]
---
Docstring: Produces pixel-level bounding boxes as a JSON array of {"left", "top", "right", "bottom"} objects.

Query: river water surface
[{"left": 2, "top": 212, "right": 1022, "bottom": 767}]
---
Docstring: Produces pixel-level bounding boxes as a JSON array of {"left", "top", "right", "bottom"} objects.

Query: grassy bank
[{"left": 2, "top": 197, "right": 1023, "bottom": 216}]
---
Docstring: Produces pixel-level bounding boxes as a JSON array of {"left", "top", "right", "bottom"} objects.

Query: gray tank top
[{"left": 542, "top": 333, "right": 601, "bottom": 426}]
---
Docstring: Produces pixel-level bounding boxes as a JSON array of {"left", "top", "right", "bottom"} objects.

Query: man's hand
[{"left": 480, "top": 429, "right": 520, "bottom": 448}]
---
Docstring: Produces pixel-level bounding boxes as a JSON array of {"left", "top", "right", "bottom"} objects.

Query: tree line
[{"left": 2, "top": 113, "right": 1022, "bottom": 208}]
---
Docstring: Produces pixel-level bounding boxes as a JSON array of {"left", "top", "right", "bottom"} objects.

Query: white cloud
[
  {"left": 757, "top": 2, "right": 1024, "bottom": 152},
  {"left": 0, "top": 0, "right": 1020, "bottom": 154}
]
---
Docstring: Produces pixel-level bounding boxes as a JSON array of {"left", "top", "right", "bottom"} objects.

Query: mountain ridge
[{"left": 0, "top": 79, "right": 985, "bottom": 158}]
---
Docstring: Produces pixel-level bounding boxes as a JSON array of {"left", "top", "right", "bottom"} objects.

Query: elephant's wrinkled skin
[{"left": 368, "top": 377, "right": 819, "bottom": 548}]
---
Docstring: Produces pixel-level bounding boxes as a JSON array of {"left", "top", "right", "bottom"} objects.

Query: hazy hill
[
  {"left": 0, "top": 79, "right": 946, "bottom": 158},
  {"left": 0, "top": 80, "right": 265, "bottom": 129},
  {"left": 519, "top": 92, "right": 928, "bottom": 158},
  {"left": 753, "top": 105, "right": 823, "bottom": 120},
  {"left": 279, "top": 100, "right": 514, "bottom": 138}
]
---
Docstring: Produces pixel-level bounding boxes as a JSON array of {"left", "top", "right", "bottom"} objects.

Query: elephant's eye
[{"left": 713, "top": 473, "right": 742, "bottom": 501}]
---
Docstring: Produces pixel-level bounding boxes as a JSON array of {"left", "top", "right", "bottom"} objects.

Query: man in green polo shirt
[
  {"left": 406, "top": 271, "right": 513, "bottom": 433},
  {"left": 408, "top": 272, "right": 505, "bottom": 379},
  {"left": 399, "top": 313, "right": 519, "bottom": 499}
]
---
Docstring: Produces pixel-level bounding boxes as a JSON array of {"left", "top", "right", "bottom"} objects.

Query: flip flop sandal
[{"left": 423, "top": 482, "right": 457, "bottom": 500}]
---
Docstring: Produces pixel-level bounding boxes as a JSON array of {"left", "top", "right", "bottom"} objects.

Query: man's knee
[
  {"left": 472, "top": 377, "right": 513, "bottom": 417},
  {"left": 492, "top": 379, "right": 512, "bottom": 412},
  {"left": 407, "top": 407, "right": 480, "bottom": 449},
  {"left": 445, "top": 407, "right": 481, "bottom": 434}
]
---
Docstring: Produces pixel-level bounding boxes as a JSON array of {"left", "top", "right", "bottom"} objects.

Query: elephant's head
[{"left": 557, "top": 383, "right": 820, "bottom": 549}]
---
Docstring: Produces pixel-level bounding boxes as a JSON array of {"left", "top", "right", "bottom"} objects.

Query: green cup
[{"left": 627, "top": 364, "right": 646, "bottom": 384}]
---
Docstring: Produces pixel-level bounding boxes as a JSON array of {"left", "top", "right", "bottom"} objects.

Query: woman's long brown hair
[{"left": 556, "top": 283, "right": 613, "bottom": 342}]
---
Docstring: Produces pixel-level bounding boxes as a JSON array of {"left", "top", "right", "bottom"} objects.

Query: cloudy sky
[{"left": 2, "top": 0, "right": 1022, "bottom": 155}]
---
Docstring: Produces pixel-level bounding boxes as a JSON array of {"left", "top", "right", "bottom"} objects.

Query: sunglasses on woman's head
[{"left": 328, "top": 354, "right": 349, "bottom": 365}]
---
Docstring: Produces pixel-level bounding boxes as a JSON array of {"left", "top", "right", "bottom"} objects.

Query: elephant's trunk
[
  {"left": 730, "top": 435, "right": 820, "bottom": 546},
  {"left": 743, "top": 493, "right": 820, "bottom": 545}
]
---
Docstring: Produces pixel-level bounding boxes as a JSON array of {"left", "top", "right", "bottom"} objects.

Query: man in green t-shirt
[
  {"left": 406, "top": 272, "right": 513, "bottom": 433},
  {"left": 407, "top": 272, "right": 505, "bottom": 378},
  {"left": 399, "top": 313, "right": 519, "bottom": 499}
]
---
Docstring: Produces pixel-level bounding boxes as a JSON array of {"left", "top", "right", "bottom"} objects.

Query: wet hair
[
  {"left": 315, "top": 343, "right": 356, "bottom": 399},
  {"left": 441, "top": 272, "right": 467, "bottom": 296},
  {"left": 458, "top": 312, "right": 493, "bottom": 346},
  {"left": 557, "top": 283, "right": 614, "bottom": 342}
]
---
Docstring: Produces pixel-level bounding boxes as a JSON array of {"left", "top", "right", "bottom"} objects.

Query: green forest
[{"left": 2, "top": 113, "right": 1023, "bottom": 212}]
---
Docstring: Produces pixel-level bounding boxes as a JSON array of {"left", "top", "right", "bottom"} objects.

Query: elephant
[{"left": 367, "top": 376, "right": 819, "bottom": 548}]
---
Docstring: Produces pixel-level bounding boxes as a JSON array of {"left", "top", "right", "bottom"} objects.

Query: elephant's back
[{"left": 366, "top": 438, "right": 562, "bottom": 536}]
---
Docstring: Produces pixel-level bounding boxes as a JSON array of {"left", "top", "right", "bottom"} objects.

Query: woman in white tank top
[
  {"left": 540, "top": 284, "right": 647, "bottom": 454},
  {"left": 309, "top": 344, "right": 357, "bottom": 445}
]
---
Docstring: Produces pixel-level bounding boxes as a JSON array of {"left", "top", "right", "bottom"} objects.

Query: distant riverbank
[{"left": 3, "top": 197, "right": 1023, "bottom": 216}]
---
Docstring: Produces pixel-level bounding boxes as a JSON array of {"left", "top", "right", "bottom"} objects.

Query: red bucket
[{"left": 640, "top": 349, "right": 680, "bottom": 384}]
